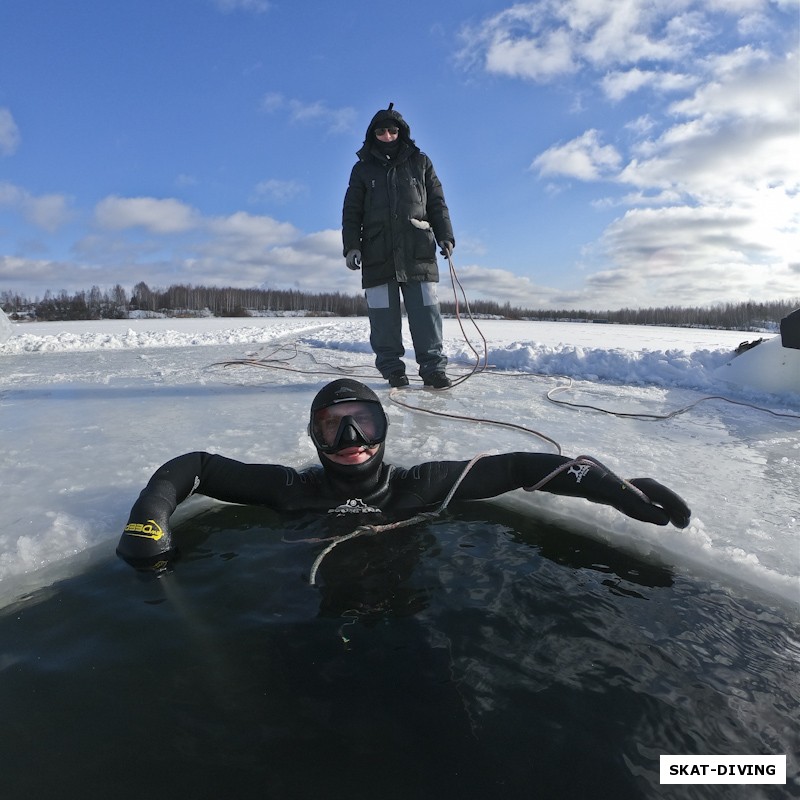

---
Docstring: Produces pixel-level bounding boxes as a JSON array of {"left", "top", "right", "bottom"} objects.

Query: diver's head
[{"left": 308, "top": 379, "right": 388, "bottom": 483}]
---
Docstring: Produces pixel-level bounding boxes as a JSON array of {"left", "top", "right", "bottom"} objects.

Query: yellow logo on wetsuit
[{"left": 123, "top": 520, "right": 164, "bottom": 540}]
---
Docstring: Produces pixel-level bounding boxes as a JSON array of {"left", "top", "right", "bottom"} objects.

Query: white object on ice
[
  {"left": 0, "top": 309, "right": 13, "bottom": 345},
  {"left": 713, "top": 335, "right": 800, "bottom": 396}
]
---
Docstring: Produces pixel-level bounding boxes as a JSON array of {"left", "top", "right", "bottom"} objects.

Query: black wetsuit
[{"left": 116, "top": 451, "right": 690, "bottom": 569}]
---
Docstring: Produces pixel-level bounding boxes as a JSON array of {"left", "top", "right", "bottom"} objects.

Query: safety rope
[
  {"left": 306, "top": 452, "right": 649, "bottom": 585},
  {"left": 388, "top": 386, "right": 562, "bottom": 453},
  {"left": 522, "top": 454, "right": 650, "bottom": 502},
  {"left": 438, "top": 251, "right": 798, "bottom": 422},
  {"left": 209, "top": 248, "right": 798, "bottom": 439},
  {"left": 308, "top": 452, "right": 490, "bottom": 585},
  {"left": 442, "top": 250, "right": 489, "bottom": 387},
  {"left": 201, "top": 250, "right": 797, "bottom": 590},
  {"left": 384, "top": 250, "right": 564, "bottom": 452},
  {"left": 546, "top": 377, "right": 800, "bottom": 420},
  {"left": 283, "top": 423, "right": 482, "bottom": 584}
]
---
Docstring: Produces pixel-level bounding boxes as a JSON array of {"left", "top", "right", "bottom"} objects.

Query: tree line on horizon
[{"left": 1, "top": 281, "right": 797, "bottom": 331}]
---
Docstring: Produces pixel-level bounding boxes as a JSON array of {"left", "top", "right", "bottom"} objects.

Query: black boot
[
  {"left": 422, "top": 372, "right": 451, "bottom": 389},
  {"left": 388, "top": 371, "right": 410, "bottom": 388}
]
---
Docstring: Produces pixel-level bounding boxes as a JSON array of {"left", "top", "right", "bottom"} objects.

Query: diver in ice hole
[{"left": 116, "top": 379, "right": 691, "bottom": 570}]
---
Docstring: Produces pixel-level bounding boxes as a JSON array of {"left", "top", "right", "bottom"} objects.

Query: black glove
[
  {"left": 116, "top": 508, "right": 177, "bottom": 571},
  {"left": 345, "top": 249, "right": 362, "bottom": 270},
  {"left": 627, "top": 478, "right": 691, "bottom": 528},
  {"left": 595, "top": 474, "right": 691, "bottom": 528},
  {"left": 439, "top": 240, "right": 453, "bottom": 258},
  {"left": 522, "top": 454, "right": 691, "bottom": 529}
]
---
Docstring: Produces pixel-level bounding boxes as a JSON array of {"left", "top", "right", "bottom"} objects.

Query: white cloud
[
  {"left": 591, "top": 198, "right": 800, "bottom": 308},
  {"left": 458, "top": 0, "right": 713, "bottom": 82},
  {"left": 299, "top": 229, "right": 343, "bottom": 256},
  {"left": 212, "top": 0, "right": 269, "bottom": 13},
  {"left": 175, "top": 173, "right": 199, "bottom": 187},
  {"left": 441, "top": 263, "right": 654, "bottom": 311},
  {"left": 261, "top": 93, "right": 356, "bottom": 133},
  {"left": 625, "top": 115, "right": 658, "bottom": 136},
  {"left": 601, "top": 68, "right": 697, "bottom": 101},
  {"left": 0, "top": 108, "right": 20, "bottom": 156},
  {"left": 0, "top": 254, "right": 138, "bottom": 298},
  {"left": 600, "top": 68, "right": 656, "bottom": 100},
  {"left": 25, "top": 194, "right": 73, "bottom": 232},
  {"left": 702, "top": 43, "right": 770, "bottom": 76},
  {"left": 94, "top": 196, "right": 200, "bottom": 234},
  {"left": 486, "top": 27, "right": 577, "bottom": 80},
  {"left": 618, "top": 51, "right": 800, "bottom": 201},
  {"left": 0, "top": 181, "right": 72, "bottom": 232},
  {"left": 0, "top": 255, "right": 52, "bottom": 282},
  {"left": 505, "top": 0, "right": 799, "bottom": 309},
  {"left": 458, "top": 3, "right": 574, "bottom": 80},
  {"left": 444, "top": 264, "right": 555, "bottom": 308},
  {"left": 65, "top": 198, "right": 334, "bottom": 294},
  {"left": 578, "top": 2, "right": 687, "bottom": 67},
  {"left": 261, "top": 92, "right": 285, "bottom": 113},
  {"left": 672, "top": 48, "right": 795, "bottom": 123},
  {"left": 0, "top": 182, "right": 22, "bottom": 207},
  {"left": 253, "top": 178, "right": 306, "bottom": 204},
  {"left": 206, "top": 210, "right": 298, "bottom": 245},
  {"left": 1, "top": 215, "right": 342, "bottom": 298},
  {"left": 183, "top": 226, "right": 347, "bottom": 293},
  {"left": 532, "top": 130, "right": 622, "bottom": 180}
]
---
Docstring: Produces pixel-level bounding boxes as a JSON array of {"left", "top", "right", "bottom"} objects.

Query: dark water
[{"left": 2, "top": 503, "right": 798, "bottom": 800}]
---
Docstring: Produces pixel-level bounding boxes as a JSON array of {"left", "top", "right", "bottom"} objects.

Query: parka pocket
[
  {"left": 361, "top": 223, "right": 387, "bottom": 267},
  {"left": 411, "top": 221, "right": 436, "bottom": 261}
]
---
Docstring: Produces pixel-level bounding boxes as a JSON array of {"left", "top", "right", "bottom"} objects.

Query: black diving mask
[{"left": 309, "top": 401, "right": 388, "bottom": 454}]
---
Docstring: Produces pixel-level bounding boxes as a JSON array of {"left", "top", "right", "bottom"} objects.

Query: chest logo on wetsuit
[{"left": 329, "top": 498, "right": 382, "bottom": 515}]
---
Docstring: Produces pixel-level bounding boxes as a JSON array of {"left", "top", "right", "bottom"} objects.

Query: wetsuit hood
[
  {"left": 310, "top": 378, "right": 383, "bottom": 413},
  {"left": 309, "top": 379, "right": 388, "bottom": 486}
]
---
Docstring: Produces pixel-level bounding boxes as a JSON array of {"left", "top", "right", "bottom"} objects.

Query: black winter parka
[{"left": 342, "top": 109, "right": 454, "bottom": 290}]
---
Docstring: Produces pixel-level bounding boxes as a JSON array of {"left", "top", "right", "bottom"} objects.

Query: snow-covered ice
[{"left": 1, "top": 315, "right": 798, "bottom": 608}]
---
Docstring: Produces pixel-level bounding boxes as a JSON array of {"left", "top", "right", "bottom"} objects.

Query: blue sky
[{"left": 1, "top": 0, "right": 797, "bottom": 311}]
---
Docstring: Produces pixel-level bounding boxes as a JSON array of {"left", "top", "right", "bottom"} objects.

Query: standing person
[{"left": 342, "top": 104, "right": 455, "bottom": 390}]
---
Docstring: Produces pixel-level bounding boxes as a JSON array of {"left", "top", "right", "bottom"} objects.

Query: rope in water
[
  {"left": 307, "top": 453, "right": 644, "bottom": 585},
  {"left": 308, "top": 451, "right": 489, "bottom": 585}
]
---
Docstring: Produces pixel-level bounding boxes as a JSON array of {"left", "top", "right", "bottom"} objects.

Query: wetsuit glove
[
  {"left": 528, "top": 456, "right": 691, "bottom": 528},
  {"left": 626, "top": 478, "right": 691, "bottom": 528},
  {"left": 116, "top": 494, "right": 177, "bottom": 571},
  {"left": 590, "top": 473, "right": 691, "bottom": 528},
  {"left": 346, "top": 249, "right": 362, "bottom": 270}
]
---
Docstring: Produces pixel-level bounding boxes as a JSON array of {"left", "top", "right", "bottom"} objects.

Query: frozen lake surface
[{"left": 1, "top": 316, "right": 798, "bottom": 607}]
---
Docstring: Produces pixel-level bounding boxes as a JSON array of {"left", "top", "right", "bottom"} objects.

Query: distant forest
[{"left": 2, "top": 281, "right": 797, "bottom": 331}]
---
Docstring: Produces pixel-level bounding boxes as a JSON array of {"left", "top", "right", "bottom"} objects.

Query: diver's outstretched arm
[{"left": 451, "top": 452, "right": 691, "bottom": 528}]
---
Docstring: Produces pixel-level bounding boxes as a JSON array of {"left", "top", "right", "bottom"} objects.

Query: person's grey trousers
[{"left": 365, "top": 279, "right": 447, "bottom": 378}]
